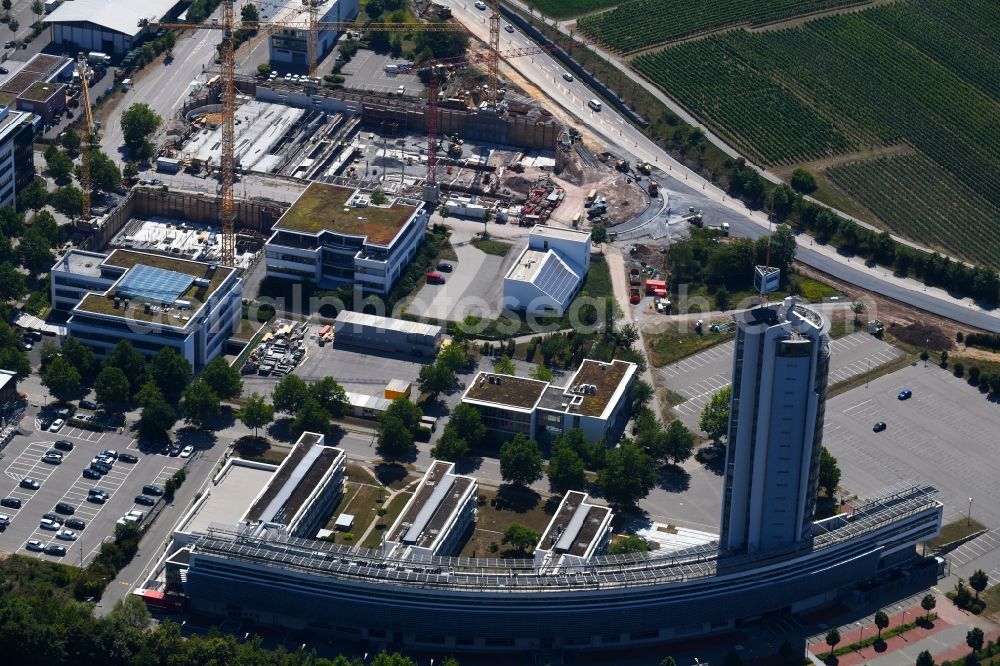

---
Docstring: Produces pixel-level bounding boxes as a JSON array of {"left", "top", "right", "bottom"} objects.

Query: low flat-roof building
[
  {"left": 265, "top": 183, "right": 429, "bottom": 295},
  {"left": 333, "top": 310, "right": 442, "bottom": 357},
  {"left": 504, "top": 225, "right": 591, "bottom": 316},
  {"left": 462, "top": 358, "right": 637, "bottom": 444},
  {"left": 534, "top": 491, "right": 613, "bottom": 566},
  {"left": 242, "top": 432, "right": 346, "bottom": 539},
  {"left": 43, "top": 0, "right": 185, "bottom": 54},
  {"left": 383, "top": 460, "right": 477, "bottom": 558},
  {"left": 58, "top": 249, "right": 243, "bottom": 369},
  {"left": 15, "top": 81, "right": 66, "bottom": 124},
  {"left": 0, "top": 368, "right": 18, "bottom": 405}
]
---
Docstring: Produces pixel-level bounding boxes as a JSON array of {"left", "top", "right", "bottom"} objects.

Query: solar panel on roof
[
  {"left": 116, "top": 264, "right": 195, "bottom": 304},
  {"left": 533, "top": 254, "right": 579, "bottom": 305}
]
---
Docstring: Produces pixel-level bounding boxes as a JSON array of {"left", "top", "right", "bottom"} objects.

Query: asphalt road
[{"left": 440, "top": 0, "right": 1000, "bottom": 333}]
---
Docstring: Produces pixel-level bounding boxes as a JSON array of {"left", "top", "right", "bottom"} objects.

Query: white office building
[
  {"left": 504, "top": 225, "right": 591, "bottom": 316},
  {"left": 266, "top": 0, "right": 360, "bottom": 70},
  {"left": 534, "top": 491, "right": 613, "bottom": 567},
  {"left": 0, "top": 105, "right": 36, "bottom": 209},
  {"left": 720, "top": 297, "right": 831, "bottom": 554},
  {"left": 265, "top": 183, "right": 428, "bottom": 295},
  {"left": 57, "top": 249, "right": 243, "bottom": 369}
]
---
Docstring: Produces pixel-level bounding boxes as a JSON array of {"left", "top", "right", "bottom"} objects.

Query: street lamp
[{"left": 968, "top": 497, "right": 973, "bottom": 525}]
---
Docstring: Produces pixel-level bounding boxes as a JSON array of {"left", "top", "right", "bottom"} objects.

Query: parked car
[
  {"left": 19, "top": 478, "right": 40, "bottom": 490},
  {"left": 42, "top": 452, "right": 63, "bottom": 465},
  {"left": 426, "top": 272, "right": 445, "bottom": 285},
  {"left": 168, "top": 444, "right": 182, "bottom": 457},
  {"left": 180, "top": 445, "right": 194, "bottom": 459},
  {"left": 53, "top": 440, "right": 74, "bottom": 452},
  {"left": 1, "top": 497, "right": 22, "bottom": 509},
  {"left": 100, "top": 450, "right": 118, "bottom": 460},
  {"left": 143, "top": 484, "right": 164, "bottom": 496},
  {"left": 39, "top": 416, "right": 53, "bottom": 430},
  {"left": 897, "top": 388, "right": 912, "bottom": 400},
  {"left": 42, "top": 512, "right": 63, "bottom": 524},
  {"left": 26, "top": 539, "right": 45, "bottom": 552},
  {"left": 118, "top": 453, "right": 138, "bottom": 464},
  {"left": 474, "top": 0, "right": 487, "bottom": 8},
  {"left": 40, "top": 518, "right": 60, "bottom": 531},
  {"left": 65, "top": 517, "right": 86, "bottom": 530},
  {"left": 629, "top": 289, "right": 641, "bottom": 304},
  {"left": 79, "top": 400, "right": 98, "bottom": 411},
  {"left": 86, "top": 493, "right": 107, "bottom": 504},
  {"left": 436, "top": 262, "right": 453, "bottom": 273},
  {"left": 49, "top": 418, "right": 65, "bottom": 432},
  {"left": 873, "top": 421, "right": 887, "bottom": 432},
  {"left": 134, "top": 495, "right": 156, "bottom": 506},
  {"left": 3, "top": 41, "right": 13, "bottom": 49},
  {"left": 504, "top": 24, "right": 514, "bottom": 33},
  {"left": 0, "top": 513, "right": 9, "bottom": 527},
  {"left": 44, "top": 544, "right": 67, "bottom": 556},
  {"left": 54, "top": 502, "right": 75, "bottom": 515},
  {"left": 56, "top": 530, "right": 78, "bottom": 541},
  {"left": 82, "top": 468, "right": 101, "bottom": 480},
  {"left": 562, "top": 72, "right": 574, "bottom": 82}
]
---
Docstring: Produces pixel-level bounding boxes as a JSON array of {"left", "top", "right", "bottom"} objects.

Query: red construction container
[{"left": 645, "top": 279, "right": 666, "bottom": 295}]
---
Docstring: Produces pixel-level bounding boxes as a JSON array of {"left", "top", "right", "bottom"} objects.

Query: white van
[{"left": 588, "top": 99, "right": 602, "bottom": 112}]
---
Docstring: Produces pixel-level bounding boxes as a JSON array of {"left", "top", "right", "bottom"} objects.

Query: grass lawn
[
  {"left": 926, "top": 518, "right": 986, "bottom": 550},
  {"left": 326, "top": 482, "right": 382, "bottom": 542},
  {"left": 471, "top": 238, "right": 513, "bottom": 257},
  {"left": 827, "top": 352, "right": 915, "bottom": 399},
  {"left": 361, "top": 490, "right": 413, "bottom": 549},
  {"left": 646, "top": 327, "right": 734, "bottom": 368},
  {"left": 457, "top": 486, "right": 557, "bottom": 558},
  {"left": 983, "top": 583, "right": 1000, "bottom": 621}
]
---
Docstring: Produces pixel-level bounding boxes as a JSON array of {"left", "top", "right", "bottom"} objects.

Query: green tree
[
  {"left": 30, "top": 209, "right": 60, "bottom": 245},
  {"left": 94, "top": 365, "right": 130, "bottom": 409},
  {"left": 699, "top": 385, "right": 731, "bottom": 442},
  {"left": 501, "top": 522, "right": 539, "bottom": 553},
  {"left": 414, "top": 22, "right": 469, "bottom": 59},
  {"left": 104, "top": 341, "right": 148, "bottom": 393},
  {"left": 120, "top": 103, "right": 162, "bottom": 156},
  {"left": 591, "top": 223, "right": 608, "bottom": 246},
  {"left": 967, "top": 627, "right": 984, "bottom": 653},
  {"left": 238, "top": 392, "right": 274, "bottom": 439},
  {"left": 240, "top": 3, "right": 259, "bottom": 23},
  {"left": 547, "top": 439, "right": 586, "bottom": 493},
  {"left": 199, "top": 356, "right": 243, "bottom": 400},
  {"left": 430, "top": 427, "right": 468, "bottom": 462},
  {"left": 921, "top": 593, "right": 936, "bottom": 620},
  {"left": 0, "top": 322, "right": 30, "bottom": 378},
  {"left": 376, "top": 413, "right": 415, "bottom": 459},
  {"left": 494, "top": 355, "right": 516, "bottom": 375},
  {"left": 138, "top": 397, "right": 177, "bottom": 440},
  {"left": 30, "top": 0, "right": 42, "bottom": 23},
  {"left": 291, "top": 396, "right": 331, "bottom": 436},
  {"left": 18, "top": 227, "right": 54, "bottom": 275},
  {"left": 147, "top": 347, "right": 192, "bottom": 403},
  {"left": 41, "top": 355, "right": 81, "bottom": 401},
  {"left": 0, "top": 261, "right": 25, "bottom": 302},
  {"left": 825, "top": 628, "right": 840, "bottom": 653},
  {"left": 598, "top": 442, "right": 657, "bottom": 506},
  {"left": 45, "top": 149, "right": 73, "bottom": 180},
  {"left": 84, "top": 150, "right": 122, "bottom": 193},
  {"left": 180, "top": 379, "right": 220, "bottom": 425},
  {"left": 384, "top": 397, "right": 422, "bottom": 431},
  {"left": 7, "top": 19, "right": 17, "bottom": 33},
  {"left": 123, "top": 161, "right": 139, "bottom": 181},
  {"left": 309, "top": 376, "right": 348, "bottom": 418},
  {"left": 790, "top": 167, "right": 817, "bottom": 194},
  {"left": 61, "top": 127, "right": 81, "bottom": 152},
  {"left": 529, "top": 364, "right": 553, "bottom": 382},
  {"left": 2, "top": 0, "right": 12, "bottom": 13},
  {"left": 418, "top": 361, "right": 454, "bottom": 396},
  {"left": 851, "top": 300, "right": 866, "bottom": 326},
  {"left": 370, "top": 188, "right": 387, "bottom": 205},
  {"left": 874, "top": 610, "right": 889, "bottom": 640},
  {"left": 447, "top": 403, "right": 486, "bottom": 443},
  {"left": 915, "top": 650, "right": 935, "bottom": 666},
  {"left": 819, "top": 447, "right": 841, "bottom": 498},
  {"left": 631, "top": 378, "right": 654, "bottom": 414},
  {"left": 662, "top": 420, "right": 695, "bottom": 465},
  {"left": 61, "top": 337, "right": 95, "bottom": 377},
  {"left": 969, "top": 569, "right": 988, "bottom": 599},
  {"left": 272, "top": 374, "right": 310, "bottom": 413},
  {"left": 609, "top": 535, "right": 649, "bottom": 555},
  {"left": 256, "top": 63, "right": 271, "bottom": 77},
  {"left": 49, "top": 184, "right": 84, "bottom": 217},
  {"left": 438, "top": 342, "right": 470, "bottom": 372},
  {"left": 366, "top": 0, "right": 384, "bottom": 19},
  {"left": 19, "top": 178, "right": 48, "bottom": 210},
  {"left": 499, "top": 434, "right": 544, "bottom": 486}
]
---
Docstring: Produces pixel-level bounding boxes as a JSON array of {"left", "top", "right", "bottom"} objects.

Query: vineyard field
[
  {"left": 577, "top": 0, "right": 863, "bottom": 53},
  {"left": 827, "top": 154, "right": 1000, "bottom": 268},
  {"left": 526, "top": 0, "right": 620, "bottom": 18}
]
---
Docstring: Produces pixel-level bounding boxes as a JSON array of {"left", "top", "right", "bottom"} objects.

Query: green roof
[{"left": 274, "top": 183, "right": 417, "bottom": 245}]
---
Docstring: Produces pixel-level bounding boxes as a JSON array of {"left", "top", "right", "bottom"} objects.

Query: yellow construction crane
[{"left": 77, "top": 53, "right": 95, "bottom": 222}]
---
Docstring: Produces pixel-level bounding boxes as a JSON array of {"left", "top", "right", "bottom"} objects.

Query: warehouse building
[
  {"left": 534, "top": 491, "right": 613, "bottom": 567},
  {"left": 43, "top": 0, "right": 185, "bottom": 54},
  {"left": 267, "top": 0, "right": 360, "bottom": 70},
  {"left": 504, "top": 225, "right": 591, "bottom": 316},
  {"left": 265, "top": 183, "right": 429, "bottom": 295},
  {"left": 383, "top": 460, "right": 477, "bottom": 558},
  {"left": 241, "top": 432, "right": 346, "bottom": 539},
  {"left": 333, "top": 310, "right": 442, "bottom": 357},
  {"left": 59, "top": 249, "right": 243, "bottom": 369},
  {"left": 462, "top": 358, "right": 637, "bottom": 444}
]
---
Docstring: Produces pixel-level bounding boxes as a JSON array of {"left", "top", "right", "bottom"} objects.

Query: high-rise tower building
[{"left": 720, "top": 296, "right": 831, "bottom": 554}]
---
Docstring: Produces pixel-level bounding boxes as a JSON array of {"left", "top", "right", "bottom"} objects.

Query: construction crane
[{"left": 77, "top": 53, "right": 95, "bottom": 222}]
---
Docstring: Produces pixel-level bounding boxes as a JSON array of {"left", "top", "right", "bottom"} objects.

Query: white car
[
  {"left": 49, "top": 418, "right": 65, "bottom": 432},
  {"left": 40, "top": 518, "right": 60, "bottom": 531},
  {"left": 180, "top": 445, "right": 194, "bottom": 458},
  {"left": 56, "top": 530, "right": 78, "bottom": 541},
  {"left": 504, "top": 24, "right": 514, "bottom": 33},
  {"left": 25, "top": 539, "right": 45, "bottom": 552},
  {"left": 0, "top": 513, "right": 10, "bottom": 526},
  {"left": 474, "top": 1, "right": 487, "bottom": 9},
  {"left": 563, "top": 72, "right": 574, "bottom": 82}
]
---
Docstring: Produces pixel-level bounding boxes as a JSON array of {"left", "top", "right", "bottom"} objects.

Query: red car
[
  {"left": 629, "top": 289, "right": 641, "bottom": 304},
  {"left": 426, "top": 272, "right": 446, "bottom": 285}
]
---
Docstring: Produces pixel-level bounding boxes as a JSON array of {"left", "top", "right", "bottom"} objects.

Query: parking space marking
[
  {"left": 60, "top": 427, "right": 106, "bottom": 443},
  {"left": 950, "top": 532, "right": 1000, "bottom": 568}
]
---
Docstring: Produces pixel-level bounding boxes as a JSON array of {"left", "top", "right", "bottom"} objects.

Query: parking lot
[
  {"left": 339, "top": 50, "right": 424, "bottom": 96},
  {"left": 659, "top": 331, "right": 905, "bottom": 430},
  {"left": 408, "top": 234, "right": 521, "bottom": 322},
  {"left": 0, "top": 424, "right": 185, "bottom": 565}
]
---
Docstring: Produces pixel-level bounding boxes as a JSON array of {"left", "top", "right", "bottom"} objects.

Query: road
[{"left": 439, "top": 0, "right": 1000, "bottom": 333}]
